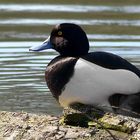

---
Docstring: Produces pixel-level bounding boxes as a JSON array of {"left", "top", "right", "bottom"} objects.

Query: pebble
[
  {"left": 45, "top": 125, "right": 58, "bottom": 132},
  {"left": 65, "top": 129, "right": 79, "bottom": 139}
]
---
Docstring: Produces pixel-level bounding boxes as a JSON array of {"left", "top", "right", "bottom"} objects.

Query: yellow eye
[{"left": 58, "top": 31, "right": 62, "bottom": 36}]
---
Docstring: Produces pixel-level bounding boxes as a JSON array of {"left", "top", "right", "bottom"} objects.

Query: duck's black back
[{"left": 82, "top": 51, "right": 140, "bottom": 78}]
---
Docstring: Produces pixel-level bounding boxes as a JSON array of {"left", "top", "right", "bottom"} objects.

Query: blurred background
[{"left": 0, "top": 0, "right": 140, "bottom": 115}]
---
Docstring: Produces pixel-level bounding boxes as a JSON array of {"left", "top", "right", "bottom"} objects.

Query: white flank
[{"left": 59, "top": 58, "right": 140, "bottom": 107}]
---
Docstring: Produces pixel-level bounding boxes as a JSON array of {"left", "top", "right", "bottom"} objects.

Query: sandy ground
[{"left": 0, "top": 111, "right": 140, "bottom": 140}]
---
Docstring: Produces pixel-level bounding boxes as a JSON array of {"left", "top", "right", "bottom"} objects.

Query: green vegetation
[{"left": 61, "top": 112, "right": 134, "bottom": 134}]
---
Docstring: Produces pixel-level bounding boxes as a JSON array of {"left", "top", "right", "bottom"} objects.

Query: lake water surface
[{"left": 0, "top": 0, "right": 140, "bottom": 115}]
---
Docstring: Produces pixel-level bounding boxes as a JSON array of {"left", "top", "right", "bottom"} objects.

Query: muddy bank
[{"left": 0, "top": 111, "right": 140, "bottom": 140}]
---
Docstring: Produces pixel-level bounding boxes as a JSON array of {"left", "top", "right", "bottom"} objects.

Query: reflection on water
[{"left": 0, "top": 1, "right": 140, "bottom": 115}]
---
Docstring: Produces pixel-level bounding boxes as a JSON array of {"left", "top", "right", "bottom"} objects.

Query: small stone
[
  {"left": 65, "top": 129, "right": 79, "bottom": 139},
  {"left": 46, "top": 126, "right": 58, "bottom": 132},
  {"left": 3, "top": 127, "right": 13, "bottom": 137},
  {"left": 22, "top": 114, "right": 30, "bottom": 121},
  {"left": 47, "top": 115, "right": 58, "bottom": 121},
  {"left": 59, "top": 126, "right": 68, "bottom": 132},
  {"left": 124, "top": 120, "right": 138, "bottom": 131},
  {"left": 6, "top": 130, "right": 19, "bottom": 140},
  {"left": 84, "top": 133, "right": 91, "bottom": 137},
  {"left": 132, "top": 124, "right": 140, "bottom": 139},
  {"left": 55, "top": 131, "right": 65, "bottom": 140},
  {"left": 100, "top": 114, "right": 124, "bottom": 126},
  {"left": 25, "top": 125, "right": 31, "bottom": 130}
]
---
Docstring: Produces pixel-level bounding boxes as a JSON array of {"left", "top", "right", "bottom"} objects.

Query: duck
[{"left": 30, "top": 23, "right": 140, "bottom": 117}]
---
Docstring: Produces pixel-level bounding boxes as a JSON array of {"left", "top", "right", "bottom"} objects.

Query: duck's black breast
[{"left": 45, "top": 56, "right": 78, "bottom": 100}]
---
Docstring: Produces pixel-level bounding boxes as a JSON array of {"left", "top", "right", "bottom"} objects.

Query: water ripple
[
  {"left": 2, "top": 32, "right": 140, "bottom": 40},
  {"left": 0, "top": 4, "right": 140, "bottom": 13},
  {"left": 0, "top": 41, "right": 140, "bottom": 47},
  {"left": 0, "top": 19, "right": 140, "bottom": 26}
]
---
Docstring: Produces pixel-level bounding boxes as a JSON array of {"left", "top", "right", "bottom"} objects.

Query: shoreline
[{"left": 0, "top": 111, "right": 140, "bottom": 140}]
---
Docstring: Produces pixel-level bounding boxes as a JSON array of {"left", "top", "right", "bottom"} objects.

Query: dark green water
[{"left": 0, "top": 0, "right": 140, "bottom": 115}]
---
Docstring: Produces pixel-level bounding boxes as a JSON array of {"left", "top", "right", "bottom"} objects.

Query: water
[{"left": 0, "top": 1, "right": 140, "bottom": 115}]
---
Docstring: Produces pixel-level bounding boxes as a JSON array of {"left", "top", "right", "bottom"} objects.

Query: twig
[
  {"left": 84, "top": 113, "right": 118, "bottom": 140},
  {"left": 69, "top": 104, "right": 117, "bottom": 140}
]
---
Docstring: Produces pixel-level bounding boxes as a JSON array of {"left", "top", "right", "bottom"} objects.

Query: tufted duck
[{"left": 30, "top": 23, "right": 140, "bottom": 117}]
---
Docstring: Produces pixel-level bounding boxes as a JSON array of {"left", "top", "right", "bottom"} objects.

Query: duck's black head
[{"left": 30, "top": 23, "right": 89, "bottom": 56}]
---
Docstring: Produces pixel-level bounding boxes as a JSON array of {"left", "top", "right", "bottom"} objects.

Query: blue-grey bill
[{"left": 29, "top": 36, "right": 52, "bottom": 51}]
